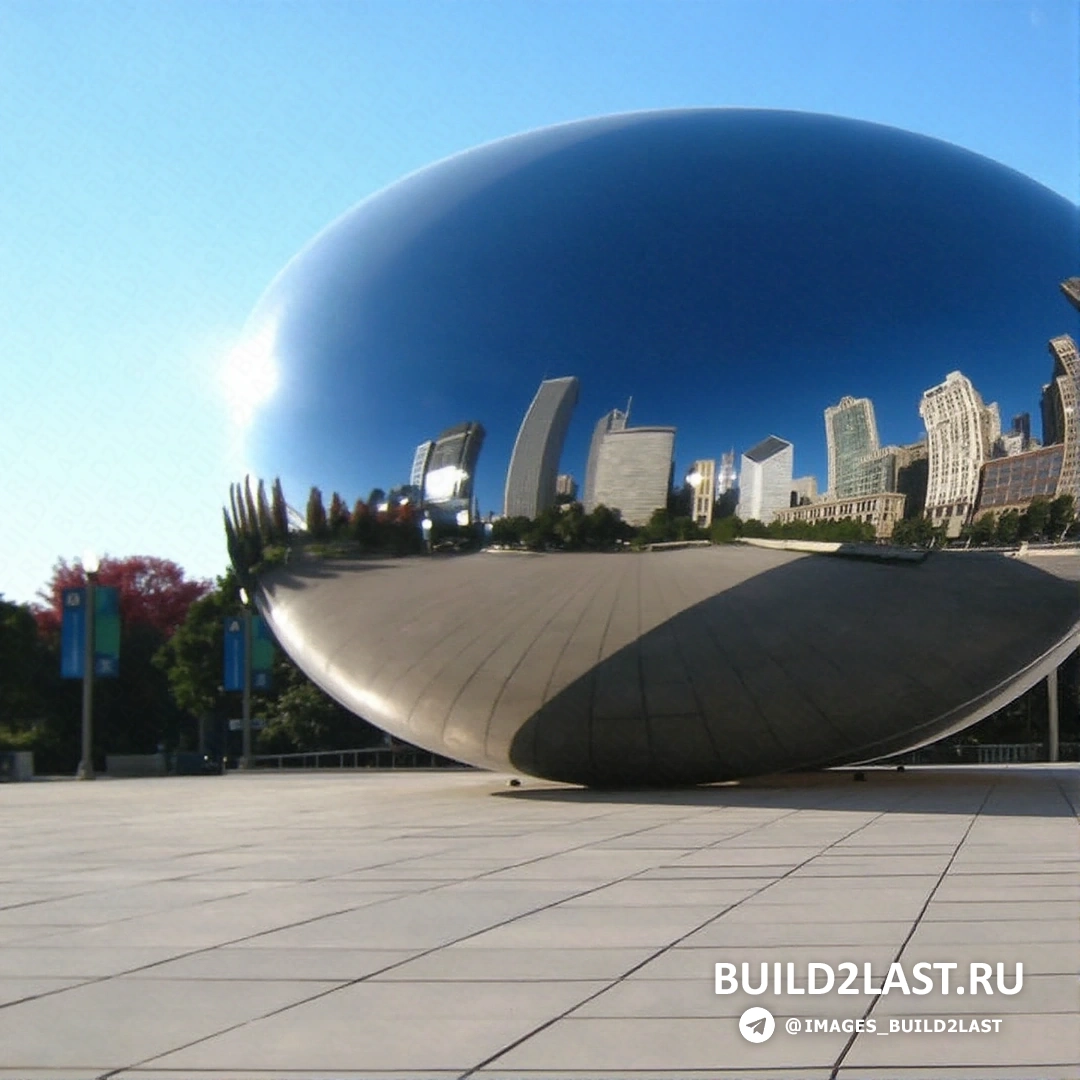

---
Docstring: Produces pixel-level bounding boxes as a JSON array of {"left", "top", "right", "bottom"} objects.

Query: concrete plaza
[{"left": 0, "top": 766, "right": 1077, "bottom": 1079}]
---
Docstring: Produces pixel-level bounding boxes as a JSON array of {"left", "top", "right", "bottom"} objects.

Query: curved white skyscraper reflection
[{"left": 504, "top": 377, "right": 579, "bottom": 518}]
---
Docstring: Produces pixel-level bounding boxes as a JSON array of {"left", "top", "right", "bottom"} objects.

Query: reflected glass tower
[
  {"left": 592, "top": 426, "right": 676, "bottom": 525},
  {"left": 825, "top": 396, "right": 879, "bottom": 496},
  {"left": 504, "top": 377, "right": 580, "bottom": 519},
  {"left": 583, "top": 405, "right": 630, "bottom": 512},
  {"left": 737, "top": 436, "right": 794, "bottom": 523},
  {"left": 717, "top": 450, "right": 737, "bottom": 496},
  {"left": 424, "top": 422, "right": 485, "bottom": 519}
]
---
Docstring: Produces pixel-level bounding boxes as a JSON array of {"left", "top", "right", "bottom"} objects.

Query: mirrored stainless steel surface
[{"left": 230, "top": 109, "right": 1080, "bottom": 785}]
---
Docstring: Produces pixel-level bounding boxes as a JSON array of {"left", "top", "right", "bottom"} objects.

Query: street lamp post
[
  {"left": 78, "top": 553, "right": 100, "bottom": 780},
  {"left": 239, "top": 588, "right": 253, "bottom": 769},
  {"left": 421, "top": 515, "right": 433, "bottom": 554}
]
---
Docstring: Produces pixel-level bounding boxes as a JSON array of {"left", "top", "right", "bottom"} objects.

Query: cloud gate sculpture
[{"left": 230, "top": 109, "right": 1080, "bottom": 785}]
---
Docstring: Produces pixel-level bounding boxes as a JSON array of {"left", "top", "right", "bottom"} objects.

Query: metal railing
[
  {"left": 883, "top": 742, "right": 1080, "bottom": 766},
  {"left": 252, "top": 746, "right": 475, "bottom": 770}
]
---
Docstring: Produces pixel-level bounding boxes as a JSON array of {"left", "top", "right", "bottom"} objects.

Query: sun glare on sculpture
[{"left": 221, "top": 318, "right": 280, "bottom": 428}]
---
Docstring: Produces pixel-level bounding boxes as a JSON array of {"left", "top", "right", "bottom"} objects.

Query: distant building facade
[
  {"left": 555, "top": 474, "right": 577, "bottom": 500},
  {"left": 424, "top": 422, "right": 486, "bottom": 521},
  {"left": 895, "top": 440, "right": 929, "bottom": 519},
  {"left": 592, "top": 426, "right": 676, "bottom": 526},
  {"left": 1041, "top": 334, "right": 1080, "bottom": 504},
  {"left": 774, "top": 492, "right": 907, "bottom": 539},
  {"left": 790, "top": 476, "right": 818, "bottom": 506},
  {"left": 504, "top": 376, "right": 580, "bottom": 519},
  {"left": 976, "top": 445, "right": 1065, "bottom": 517},
  {"left": 688, "top": 459, "right": 716, "bottom": 527},
  {"left": 919, "top": 371, "right": 999, "bottom": 537},
  {"left": 737, "top": 436, "right": 794, "bottom": 524},
  {"left": 583, "top": 406, "right": 630, "bottom": 511}
]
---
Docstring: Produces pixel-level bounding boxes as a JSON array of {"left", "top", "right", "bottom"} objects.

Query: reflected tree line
[{"left": 225, "top": 479, "right": 1080, "bottom": 586}]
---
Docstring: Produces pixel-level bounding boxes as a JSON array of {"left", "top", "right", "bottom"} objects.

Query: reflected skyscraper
[
  {"left": 737, "top": 436, "right": 794, "bottom": 524},
  {"left": 504, "top": 377, "right": 579, "bottom": 519},
  {"left": 825, "top": 396, "right": 878, "bottom": 495},
  {"left": 688, "top": 459, "right": 716, "bottom": 527},
  {"left": 592, "top": 426, "right": 675, "bottom": 525},
  {"left": 920, "top": 372, "right": 999, "bottom": 537},
  {"left": 1041, "top": 334, "right": 1080, "bottom": 503},
  {"left": 717, "top": 450, "right": 737, "bottom": 496},
  {"left": 410, "top": 440, "right": 434, "bottom": 491},
  {"left": 424, "top": 422, "right": 485, "bottom": 520},
  {"left": 824, "top": 395, "right": 898, "bottom": 499},
  {"left": 584, "top": 405, "right": 630, "bottom": 511},
  {"left": 1061, "top": 277, "right": 1080, "bottom": 313}
]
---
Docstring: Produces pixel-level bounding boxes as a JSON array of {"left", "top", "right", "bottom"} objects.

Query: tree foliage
[
  {"left": 34, "top": 556, "right": 212, "bottom": 639},
  {"left": 306, "top": 486, "right": 329, "bottom": 539}
]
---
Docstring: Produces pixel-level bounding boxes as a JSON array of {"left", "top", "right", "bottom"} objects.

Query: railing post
[{"left": 1048, "top": 667, "right": 1059, "bottom": 763}]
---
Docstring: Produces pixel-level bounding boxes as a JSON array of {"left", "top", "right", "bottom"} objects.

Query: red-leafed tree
[
  {"left": 34, "top": 556, "right": 212, "bottom": 640},
  {"left": 29, "top": 556, "right": 215, "bottom": 770}
]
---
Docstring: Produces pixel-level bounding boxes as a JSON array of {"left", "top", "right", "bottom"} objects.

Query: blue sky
[{"left": 1, "top": 0, "right": 1077, "bottom": 603}]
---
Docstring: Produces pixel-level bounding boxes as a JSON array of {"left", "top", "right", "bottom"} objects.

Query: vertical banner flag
[
  {"left": 93, "top": 587, "right": 120, "bottom": 677},
  {"left": 223, "top": 616, "right": 245, "bottom": 692},
  {"left": 251, "top": 616, "right": 274, "bottom": 692},
  {"left": 60, "top": 588, "right": 86, "bottom": 679},
  {"left": 61, "top": 587, "right": 121, "bottom": 678}
]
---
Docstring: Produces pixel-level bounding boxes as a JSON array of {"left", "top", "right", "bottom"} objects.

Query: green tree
[
  {"left": 0, "top": 596, "right": 48, "bottom": 730},
  {"left": 710, "top": 516, "right": 742, "bottom": 543},
  {"left": 306, "top": 486, "right": 329, "bottom": 539},
  {"left": 153, "top": 570, "right": 243, "bottom": 753},
  {"left": 256, "top": 479, "right": 274, "bottom": 543},
  {"left": 243, "top": 478, "right": 262, "bottom": 546},
  {"left": 32, "top": 557, "right": 211, "bottom": 769},
  {"left": 965, "top": 513, "right": 997, "bottom": 547},
  {"left": 327, "top": 491, "right": 350, "bottom": 536},
  {"left": 741, "top": 518, "right": 770, "bottom": 538},
  {"left": 256, "top": 664, "right": 384, "bottom": 754},
  {"left": 1019, "top": 498, "right": 1051, "bottom": 541},
  {"left": 270, "top": 477, "right": 290, "bottom": 541},
  {"left": 583, "top": 504, "right": 627, "bottom": 549},
  {"left": 891, "top": 515, "right": 945, "bottom": 548},
  {"left": 1048, "top": 494, "right": 1076, "bottom": 539},
  {"left": 994, "top": 508, "right": 1021, "bottom": 546}
]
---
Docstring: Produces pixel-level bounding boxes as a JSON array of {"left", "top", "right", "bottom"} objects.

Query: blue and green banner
[
  {"left": 223, "top": 614, "right": 274, "bottom": 692},
  {"left": 60, "top": 586, "right": 121, "bottom": 678}
]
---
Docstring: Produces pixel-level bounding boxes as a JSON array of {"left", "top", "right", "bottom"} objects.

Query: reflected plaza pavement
[{"left": 0, "top": 766, "right": 1077, "bottom": 1078}]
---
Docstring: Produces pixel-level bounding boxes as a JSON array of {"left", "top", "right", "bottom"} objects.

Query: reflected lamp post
[
  {"left": 78, "top": 553, "right": 99, "bottom": 780},
  {"left": 421, "top": 515, "right": 433, "bottom": 554}
]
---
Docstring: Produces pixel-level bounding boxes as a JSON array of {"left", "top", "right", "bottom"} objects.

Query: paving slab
[{"left": 0, "top": 766, "right": 1075, "bottom": 1077}]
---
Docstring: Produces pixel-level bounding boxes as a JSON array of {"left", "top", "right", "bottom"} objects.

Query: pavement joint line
[
  {"left": 459, "top": 788, "right": 925, "bottom": 1078},
  {"left": 1051, "top": 770, "right": 1080, "bottom": 818},
  {"left": 826, "top": 776, "right": 999, "bottom": 1080},
  {"left": 99, "top": 795, "right": 798, "bottom": 1074}
]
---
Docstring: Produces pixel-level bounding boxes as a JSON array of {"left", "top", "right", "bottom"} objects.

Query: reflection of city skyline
[{"left": 402, "top": 278, "right": 1079, "bottom": 539}]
